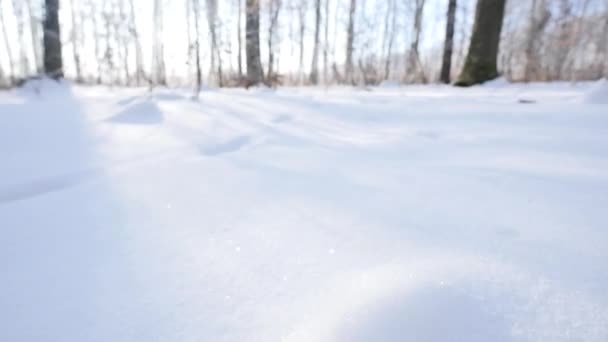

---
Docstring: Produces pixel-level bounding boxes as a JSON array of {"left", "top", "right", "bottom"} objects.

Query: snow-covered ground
[{"left": 1, "top": 80, "right": 607, "bottom": 342}]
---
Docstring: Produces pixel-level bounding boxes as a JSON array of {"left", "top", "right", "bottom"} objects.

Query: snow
[
  {"left": 583, "top": 78, "right": 608, "bottom": 104},
  {"left": 1, "top": 80, "right": 607, "bottom": 342}
]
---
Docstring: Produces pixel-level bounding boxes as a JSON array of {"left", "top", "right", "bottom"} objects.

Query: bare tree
[
  {"left": 25, "top": 0, "right": 42, "bottom": 73},
  {"left": 0, "top": 2, "right": 15, "bottom": 83},
  {"left": 382, "top": 0, "right": 397, "bottom": 80},
  {"left": 267, "top": 0, "right": 282, "bottom": 79},
  {"left": 152, "top": 0, "right": 167, "bottom": 85},
  {"left": 322, "top": 0, "right": 329, "bottom": 83},
  {"left": 524, "top": 0, "right": 550, "bottom": 82},
  {"left": 207, "top": 0, "right": 224, "bottom": 86},
  {"left": 13, "top": 0, "right": 30, "bottom": 77},
  {"left": 297, "top": 0, "right": 306, "bottom": 84},
  {"left": 456, "top": 0, "right": 506, "bottom": 86},
  {"left": 43, "top": 0, "right": 63, "bottom": 79},
  {"left": 127, "top": 0, "right": 144, "bottom": 85},
  {"left": 69, "top": 0, "right": 83, "bottom": 82},
  {"left": 246, "top": 0, "right": 264, "bottom": 84},
  {"left": 309, "top": 0, "right": 321, "bottom": 84},
  {"left": 440, "top": 0, "right": 457, "bottom": 83},
  {"left": 192, "top": 0, "right": 203, "bottom": 97},
  {"left": 237, "top": 0, "right": 244, "bottom": 77},
  {"left": 345, "top": 0, "right": 356, "bottom": 85},
  {"left": 406, "top": 0, "right": 427, "bottom": 83}
]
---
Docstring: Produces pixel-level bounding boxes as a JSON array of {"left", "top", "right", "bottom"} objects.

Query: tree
[
  {"left": 0, "top": 2, "right": 15, "bottom": 84},
  {"left": 309, "top": 0, "right": 321, "bottom": 84},
  {"left": 455, "top": 0, "right": 506, "bottom": 86},
  {"left": 152, "top": 0, "right": 167, "bottom": 85},
  {"left": 345, "top": 0, "right": 356, "bottom": 85},
  {"left": 245, "top": 0, "right": 263, "bottom": 84},
  {"left": 524, "top": 0, "right": 550, "bottom": 82},
  {"left": 406, "top": 0, "right": 427, "bottom": 83},
  {"left": 237, "top": 0, "right": 243, "bottom": 77},
  {"left": 26, "top": 0, "right": 42, "bottom": 73},
  {"left": 440, "top": 0, "right": 457, "bottom": 83},
  {"left": 43, "top": 0, "right": 63, "bottom": 79},
  {"left": 69, "top": 0, "right": 83, "bottom": 82},
  {"left": 296, "top": 0, "right": 306, "bottom": 84},
  {"left": 128, "top": 0, "right": 145, "bottom": 85},
  {"left": 207, "top": 0, "right": 223, "bottom": 86},
  {"left": 267, "top": 0, "right": 281, "bottom": 79},
  {"left": 192, "top": 0, "right": 202, "bottom": 97}
]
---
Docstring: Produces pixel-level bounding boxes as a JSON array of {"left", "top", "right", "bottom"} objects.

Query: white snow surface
[
  {"left": 583, "top": 78, "right": 608, "bottom": 104},
  {"left": 1, "top": 81, "right": 607, "bottom": 342}
]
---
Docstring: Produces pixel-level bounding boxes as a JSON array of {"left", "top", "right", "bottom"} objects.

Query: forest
[{"left": 0, "top": 0, "right": 607, "bottom": 91}]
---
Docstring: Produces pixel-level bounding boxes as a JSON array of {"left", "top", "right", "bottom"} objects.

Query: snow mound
[
  {"left": 583, "top": 79, "right": 608, "bottom": 104},
  {"left": 481, "top": 77, "right": 509, "bottom": 88},
  {"left": 107, "top": 99, "right": 164, "bottom": 124},
  {"left": 378, "top": 80, "right": 401, "bottom": 88}
]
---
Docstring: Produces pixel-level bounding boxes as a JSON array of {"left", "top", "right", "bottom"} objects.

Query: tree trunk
[
  {"left": 323, "top": 0, "right": 329, "bottom": 84},
  {"left": 69, "top": 0, "right": 82, "bottom": 82},
  {"left": 524, "top": 0, "right": 550, "bottom": 82},
  {"left": 152, "top": 0, "right": 166, "bottom": 85},
  {"left": 14, "top": 0, "right": 30, "bottom": 77},
  {"left": 297, "top": 1, "right": 305, "bottom": 84},
  {"left": 267, "top": 0, "right": 281, "bottom": 79},
  {"left": 383, "top": 0, "right": 397, "bottom": 80},
  {"left": 245, "top": 0, "right": 263, "bottom": 84},
  {"left": 128, "top": 0, "right": 144, "bottom": 85},
  {"left": 43, "top": 0, "right": 63, "bottom": 79},
  {"left": 309, "top": 0, "right": 321, "bottom": 84},
  {"left": 26, "top": 0, "right": 43, "bottom": 74},
  {"left": 455, "top": 0, "right": 506, "bottom": 86},
  {"left": 192, "top": 0, "right": 202, "bottom": 97},
  {"left": 440, "top": 0, "right": 457, "bottom": 83},
  {"left": 237, "top": 0, "right": 243, "bottom": 77},
  {"left": 0, "top": 4, "right": 15, "bottom": 84},
  {"left": 345, "top": 0, "right": 356, "bottom": 85},
  {"left": 406, "top": 0, "right": 426, "bottom": 83}
]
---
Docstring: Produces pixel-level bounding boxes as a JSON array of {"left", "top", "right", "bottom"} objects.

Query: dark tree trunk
[
  {"left": 245, "top": 0, "right": 263, "bottom": 84},
  {"left": 440, "top": 0, "right": 457, "bottom": 84},
  {"left": 345, "top": 0, "right": 356, "bottom": 85},
  {"left": 43, "top": 0, "right": 63, "bottom": 79},
  {"left": 455, "top": 0, "right": 506, "bottom": 86}
]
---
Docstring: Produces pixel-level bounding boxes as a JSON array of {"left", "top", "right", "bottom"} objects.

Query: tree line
[{"left": 0, "top": 0, "right": 606, "bottom": 92}]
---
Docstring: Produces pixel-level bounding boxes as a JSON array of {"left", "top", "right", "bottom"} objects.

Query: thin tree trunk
[
  {"left": 25, "top": 0, "right": 42, "bottom": 73},
  {"left": 267, "top": 0, "right": 281, "bottom": 79},
  {"left": 455, "top": 0, "right": 506, "bottom": 86},
  {"left": 0, "top": 4, "right": 15, "bottom": 83},
  {"left": 128, "top": 0, "right": 144, "bottom": 85},
  {"left": 440, "top": 0, "right": 457, "bottom": 83},
  {"left": 323, "top": 0, "right": 329, "bottom": 84},
  {"left": 246, "top": 0, "right": 263, "bottom": 84},
  {"left": 406, "top": 0, "right": 426, "bottom": 83},
  {"left": 345, "top": 0, "right": 356, "bottom": 85},
  {"left": 237, "top": 0, "right": 243, "bottom": 77},
  {"left": 309, "top": 0, "right": 321, "bottom": 84},
  {"left": 13, "top": 0, "right": 29, "bottom": 77},
  {"left": 192, "top": 0, "right": 202, "bottom": 97},
  {"left": 69, "top": 0, "right": 83, "bottom": 82},
  {"left": 383, "top": 0, "right": 397, "bottom": 80},
  {"left": 43, "top": 0, "right": 63, "bottom": 79},
  {"left": 297, "top": 1, "right": 305, "bottom": 84},
  {"left": 90, "top": 2, "right": 102, "bottom": 84},
  {"left": 152, "top": 0, "right": 167, "bottom": 85}
]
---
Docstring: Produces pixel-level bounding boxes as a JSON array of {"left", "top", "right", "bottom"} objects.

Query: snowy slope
[{"left": 1, "top": 80, "right": 607, "bottom": 342}]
